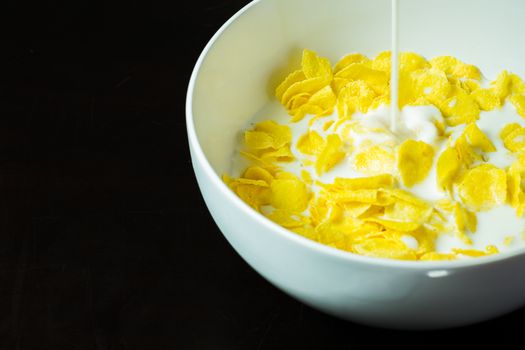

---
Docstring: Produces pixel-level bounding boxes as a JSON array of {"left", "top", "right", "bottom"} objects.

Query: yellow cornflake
[
  {"left": 510, "top": 74, "right": 525, "bottom": 95},
  {"left": 323, "top": 120, "right": 335, "bottom": 131},
  {"left": 335, "top": 63, "right": 389, "bottom": 95},
  {"left": 322, "top": 203, "right": 351, "bottom": 227},
  {"left": 397, "top": 71, "right": 416, "bottom": 108},
  {"left": 429, "top": 56, "right": 481, "bottom": 80},
  {"left": 352, "top": 237, "right": 417, "bottom": 260},
  {"left": 286, "top": 92, "right": 310, "bottom": 111},
  {"left": 275, "top": 70, "right": 306, "bottom": 102},
  {"left": 453, "top": 245, "right": 499, "bottom": 257},
  {"left": 501, "top": 123, "right": 525, "bottom": 153},
  {"left": 436, "top": 147, "right": 461, "bottom": 191},
  {"left": 353, "top": 145, "right": 395, "bottom": 175},
  {"left": 276, "top": 50, "right": 333, "bottom": 119},
  {"left": 328, "top": 174, "right": 395, "bottom": 191},
  {"left": 331, "top": 77, "right": 350, "bottom": 96},
  {"left": 457, "top": 135, "right": 484, "bottom": 166},
  {"left": 357, "top": 205, "right": 385, "bottom": 218},
  {"left": 454, "top": 64, "right": 482, "bottom": 81},
  {"left": 280, "top": 77, "right": 326, "bottom": 108},
  {"left": 440, "top": 89, "right": 480, "bottom": 126},
  {"left": 409, "top": 229, "right": 437, "bottom": 256},
  {"left": 291, "top": 85, "right": 337, "bottom": 122},
  {"left": 259, "top": 147, "right": 295, "bottom": 163},
  {"left": 491, "top": 70, "right": 511, "bottom": 102},
  {"left": 234, "top": 184, "right": 271, "bottom": 210},
  {"left": 370, "top": 94, "right": 391, "bottom": 110},
  {"left": 389, "top": 189, "right": 429, "bottom": 207},
  {"left": 501, "top": 123, "right": 521, "bottom": 141},
  {"left": 329, "top": 189, "right": 379, "bottom": 204},
  {"left": 452, "top": 249, "right": 486, "bottom": 257},
  {"left": 365, "top": 218, "right": 421, "bottom": 232},
  {"left": 315, "top": 134, "right": 346, "bottom": 175},
  {"left": 255, "top": 120, "right": 291, "bottom": 147},
  {"left": 507, "top": 165, "right": 522, "bottom": 215},
  {"left": 371, "top": 51, "right": 391, "bottom": 73},
  {"left": 400, "top": 52, "right": 430, "bottom": 72},
  {"left": 384, "top": 198, "right": 432, "bottom": 224},
  {"left": 290, "top": 225, "right": 317, "bottom": 240},
  {"left": 452, "top": 202, "right": 477, "bottom": 244},
  {"left": 223, "top": 174, "right": 267, "bottom": 188},
  {"left": 242, "top": 121, "right": 295, "bottom": 164},
  {"left": 470, "top": 88, "right": 500, "bottom": 111},
  {"left": 510, "top": 94, "right": 525, "bottom": 119},
  {"left": 296, "top": 130, "right": 325, "bottom": 156},
  {"left": 458, "top": 164, "right": 507, "bottom": 211},
  {"left": 243, "top": 166, "right": 274, "bottom": 184},
  {"left": 239, "top": 151, "right": 279, "bottom": 170},
  {"left": 223, "top": 172, "right": 272, "bottom": 211},
  {"left": 397, "top": 139, "right": 435, "bottom": 187},
  {"left": 434, "top": 199, "right": 477, "bottom": 241},
  {"left": 462, "top": 79, "right": 481, "bottom": 92},
  {"left": 336, "top": 80, "right": 377, "bottom": 117},
  {"left": 425, "top": 208, "right": 448, "bottom": 233},
  {"left": 270, "top": 172, "right": 309, "bottom": 213},
  {"left": 308, "top": 197, "right": 331, "bottom": 226},
  {"left": 265, "top": 209, "right": 308, "bottom": 229},
  {"left": 315, "top": 223, "right": 349, "bottom": 248},
  {"left": 464, "top": 123, "right": 496, "bottom": 153},
  {"left": 420, "top": 252, "right": 456, "bottom": 261},
  {"left": 412, "top": 67, "right": 451, "bottom": 106},
  {"left": 488, "top": 71, "right": 525, "bottom": 117},
  {"left": 302, "top": 49, "right": 333, "bottom": 80},
  {"left": 507, "top": 158, "right": 525, "bottom": 217},
  {"left": 244, "top": 131, "right": 274, "bottom": 150},
  {"left": 342, "top": 202, "right": 373, "bottom": 217},
  {"left": 300, "top": 170, "right": 313, "bottom": 185},
  {"left": 334, "top": 53, "right": 370, "bottom": 74},
  {"left": 246, "top": 120, "right": 292, "bottom": 149}
]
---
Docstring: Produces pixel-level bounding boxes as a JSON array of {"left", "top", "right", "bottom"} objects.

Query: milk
[{"left": 390, "top": 0, "right": 399, "bottom": 132}]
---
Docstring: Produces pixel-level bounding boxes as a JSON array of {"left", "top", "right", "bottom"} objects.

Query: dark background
[{"left": 1, "top": 0, "right": 524, "bottom": 349}]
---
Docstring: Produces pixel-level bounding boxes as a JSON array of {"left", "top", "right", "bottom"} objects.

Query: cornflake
[
  {"left": 458, "top": 164, "right": 507, "bottom": 211},
  {"left": 353, "top": 145, "right": 395, "bottom": 175},
  {"left": 397, "top": 140, "right": 435, "bottom": 187}
]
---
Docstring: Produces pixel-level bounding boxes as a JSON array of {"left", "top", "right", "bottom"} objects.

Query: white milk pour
[{"left": 391, "top": 0, "right": 399, "bottom": 132}]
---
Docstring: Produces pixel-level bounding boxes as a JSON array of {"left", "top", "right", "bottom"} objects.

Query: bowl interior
[{"left": 190, "top": 0, "right": 525, "bottom": 176}]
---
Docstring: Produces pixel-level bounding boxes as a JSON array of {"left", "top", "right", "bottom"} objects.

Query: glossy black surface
[{"left": 1, "top": 1, "right": 523, "bottom": 348}]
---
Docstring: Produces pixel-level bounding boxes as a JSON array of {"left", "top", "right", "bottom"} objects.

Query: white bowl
[{"left": 186, "top": 0, "right": 525, "bottom": 329}]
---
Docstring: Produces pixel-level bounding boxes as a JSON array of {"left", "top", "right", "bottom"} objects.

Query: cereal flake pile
[{"left": 224, "top": 49, "right": 525, "bottom": 260}]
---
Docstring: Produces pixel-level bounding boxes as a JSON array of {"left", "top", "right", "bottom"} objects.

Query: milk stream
[{"left": 390, "top": 0, "right": 399, "bottom": 132}]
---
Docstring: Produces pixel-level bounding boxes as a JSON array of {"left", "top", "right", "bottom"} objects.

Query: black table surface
[{"left": 1, "top": 0, "right": 524, "bottom": 349}]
